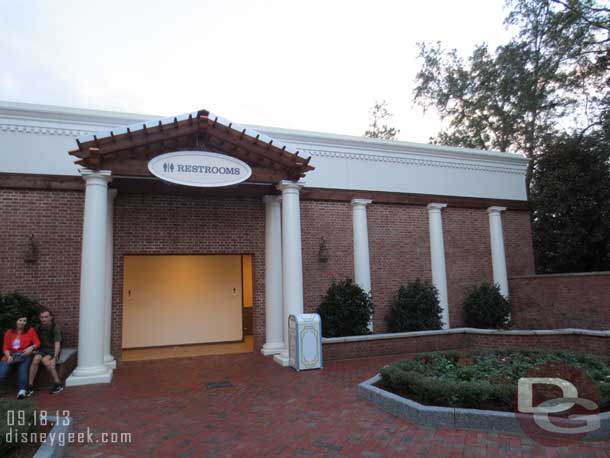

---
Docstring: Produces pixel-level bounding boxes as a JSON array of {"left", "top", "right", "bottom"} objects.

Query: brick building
[{"left": 0, "top": 101, "right": 534, "bottom": 386}]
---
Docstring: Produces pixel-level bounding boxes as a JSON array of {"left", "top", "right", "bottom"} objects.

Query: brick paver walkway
[{"left": 35, "top": 352, "right": 610, "bottom": 457}]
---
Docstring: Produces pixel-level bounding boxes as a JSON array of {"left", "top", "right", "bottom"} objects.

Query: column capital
[
  {"left": 427, "top": 203, "right": 447, "bottom": 212},
  {"left": 80, "top": 169, "right": 112, "bottom": 185},
  {"left": 276, "top": 180, "right": 305, "bottom": 192},
  {"left": 351, "top": 198, "right": 373, "bottom": 207},
  {"left": 487, "top": 206, "right": 507, "bottom": 214},
  {"left": 263, "top": 195, "right": 282, "bottom": 205}
]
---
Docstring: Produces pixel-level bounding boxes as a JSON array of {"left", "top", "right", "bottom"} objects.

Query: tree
[
  {"left": 364, "top": 100, "right": 400, "bottom": 140},
  {"left": 413, "top": 0, "right": 610, "bottom": 273},
  {"left": 414, "top": 0, "right": 610, "bottom": 157},
  {"left": 530, "top": 131, "right": 610, "bottom": 272}
]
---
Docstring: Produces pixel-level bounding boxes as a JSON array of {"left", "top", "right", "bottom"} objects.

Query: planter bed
[{"left": 358, "top": 349, "right": 610, "bottom": 439}]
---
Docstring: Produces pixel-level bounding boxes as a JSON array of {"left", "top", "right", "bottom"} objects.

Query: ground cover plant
[{"left": 379, "top": 349, "right": 610, "bottom": 411}]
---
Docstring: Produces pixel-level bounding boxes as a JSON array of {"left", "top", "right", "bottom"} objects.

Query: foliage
[
  {"left": 0, "top": 292, "right": 43, "bottom": 337},
  {"left": 379, "top": 350, "right": 610, "bottom": 410},
  {"left": 531, "top": 131, "right": 610, "bottom": 272},
  {"left": 316, "top": 279, "right": 374, "bottom": 337},
  {"left": 413, "top": 0, "right": 610, "bottom": 157},
  {"left": 387, "top": 279, "right": 444, "bottom": 332},
  {"left": 364, "top": 100, "right": 400, "bottom": 140},
  {"left": 0, "top": 399, "right": 36, "bottom": 455},
  {"left": 411, "top": 0, "right": 610, "bottom": 274},
  {"left": 462, "top": 283, "right": 511, "bottom": 329}
]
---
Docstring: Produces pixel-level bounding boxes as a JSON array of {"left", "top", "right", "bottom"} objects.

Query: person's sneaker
[
  {"left": 50, "top": 383, "right": 64, "bottom": 395},
  {"left": 17, "top": 389, "right": 26, "bottom": 400},
  {"left": 25, "top": 384, "right": 34, "bottom": 397}
]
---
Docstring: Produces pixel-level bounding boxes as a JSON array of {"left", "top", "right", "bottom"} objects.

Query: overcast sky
[{"left": 0, "top": 0, "right": 514, "bottom": 142}]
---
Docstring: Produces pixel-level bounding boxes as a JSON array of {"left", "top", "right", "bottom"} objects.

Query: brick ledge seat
[{"left": 2, "top": 347, "right": 77, "bottom": 391}]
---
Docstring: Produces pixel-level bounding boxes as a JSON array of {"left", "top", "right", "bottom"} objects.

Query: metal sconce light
[
  {"left": 318, "top": 237, "right": 329, "bottom": 263},
  {"left": 24, "top": 234, "right": 39, "bottom": 263}
]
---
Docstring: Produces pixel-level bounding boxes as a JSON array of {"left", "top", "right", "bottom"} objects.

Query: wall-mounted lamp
[
  {"left": 24, "top": 234, "right": 39, "bottom": 263},
  {"left": 318, "top": 237, "right": 329, "bottom": 263}
]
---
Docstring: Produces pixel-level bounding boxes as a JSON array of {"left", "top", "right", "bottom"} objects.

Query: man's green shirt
[{"left": 36, "top": 322, "right": 62, "bottom": 354}]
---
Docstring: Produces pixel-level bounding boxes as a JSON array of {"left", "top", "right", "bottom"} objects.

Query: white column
[
  {"left": 427, "top": 203, "right": 450, "bottom": 329},
  {"left": 351, "top": 199, "right": 373, "bottom": 330},
  {"left": 103, "top": 189, "right": 117, "bottom": 369},
  {"left": 274, "top": 181, "right": 304, "bottom": 367},
  {"left": 487, "top": 206, "right": 509, "bottom": 298},
  {"left": 261, "top": 195, "right": 284, "bottom": 356},
  {"left": 66, "top": 170, "right": 113, "bottom": 386}
]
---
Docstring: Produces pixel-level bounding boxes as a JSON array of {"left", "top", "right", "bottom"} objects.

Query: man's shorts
[{"left": 37, "top": 350, "right": 56, "bottom": 359}]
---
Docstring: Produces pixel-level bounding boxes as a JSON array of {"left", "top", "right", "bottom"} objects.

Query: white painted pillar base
[
  {"left": 351, "top": 199, "right": 373, "bottom": 331},
  {"left": 103, "top": 189, "right": 117, "bottom": 370},
  {"left": 487, "top": 206, "right": 509, "bottom": 298},
  {"left": 274, "top": 181, "right": 304, "bottom": 367},
  {"left": 427, "top": 203, "right": 450, "bottom": 329},
  {"left": 66, "top": 170, "right": 113, "bottom": 387},
  {"left": 261, "top": 195, "right": 284, "bottom": 356}
]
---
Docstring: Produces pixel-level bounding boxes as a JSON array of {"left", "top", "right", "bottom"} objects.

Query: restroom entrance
[{"left": 121, "top": 254, "right": 254, "bottom": 354}]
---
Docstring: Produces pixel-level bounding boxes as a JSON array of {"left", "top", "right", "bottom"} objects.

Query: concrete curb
[
  {"left": 358, "top": 374, "right": 610, "bottom": 440},
  {"left": 324, "top": 327, "right": 610, "bottom": 344},
  {"left": 33, "top": 416, "right": 73, "bottom": 458}
]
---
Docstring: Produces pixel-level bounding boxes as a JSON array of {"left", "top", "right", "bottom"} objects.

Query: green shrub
[
  {"left": 379, "top": 350, "right": 610, "bottom": 411},
  {"left": 0, "top": 292, "right": 43, "bottom": 337},
  {"left": 462, "top": 282, "right": 510, "bottom": 328},
  {"left": 0, "top": 399, "right": 36, "bottom": 455},
  {"left": 316, "top": 279, "right": 373, "bottom": 337},
  {"left": 386, "top": 279, "right": 443, "bottom": 332}
]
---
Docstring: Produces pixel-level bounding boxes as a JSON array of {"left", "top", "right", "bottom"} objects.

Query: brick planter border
[
  {"left": 323, "top": 327, "right": 610, "bottom": 360},
  {"left": 358, "top": 374, "right": 610, "bottom": 440}
]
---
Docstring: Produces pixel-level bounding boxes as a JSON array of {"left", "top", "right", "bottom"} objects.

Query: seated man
[{"left": 27, "top": 308, "right": 64, "bottom": 395}]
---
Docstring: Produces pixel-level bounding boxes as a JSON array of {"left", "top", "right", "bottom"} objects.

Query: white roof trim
[{"left": 1, "top": 100, "right": 527, "bottom": 166}]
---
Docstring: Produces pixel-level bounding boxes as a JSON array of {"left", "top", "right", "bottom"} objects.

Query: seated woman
[{"left": 0, "top": 315, "right": 40, "bottom": 399}]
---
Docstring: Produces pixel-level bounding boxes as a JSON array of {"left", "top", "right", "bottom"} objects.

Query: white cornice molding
[
  {"left": 303, "top": 148, "right": 526, "bottom": 175},
  {"left": 0, "top": 123, "right": 93, "bottom": 137},
  {"left": 0, "top": 100, "right": 529, "bottom": 175},
  {"left": 254, "top": 125, "right": 530, "bottom": 167}
]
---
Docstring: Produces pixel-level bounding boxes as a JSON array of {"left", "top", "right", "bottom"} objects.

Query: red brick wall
[
  {"left": 323, "top": 331, "right": 610, "bottom": 360},
  {"left": 301, "top": 201, "right": 353, "bottom": 313},
  {"left": 368, "top": 204, "right": 432, "bottom": 331},
  {"left": 510, "top": 273, "right": 610, "bottom": 330},
  {"left": 443, "top": 208, "right": 493, "bottom": 327},
  {"left": 113, "top": 193, "right": 266, "bottom": 355},
  {"left": 0, "top": 189, "right": 84, "bottom": 347},
  {"left": 504, "top": 210, "right": 536, "bottom": 277},
  {"left": 301, "top": 203, "right": 535, "bottom": 332},
  {"left": 1, "top": 186, "right": 537, "bottom": 360},
  {"left": 443, "top": 209, "right": 535, "bottom": 327},
  {"left": 323, "top": 333, "right": 465, "bottom": 360}
]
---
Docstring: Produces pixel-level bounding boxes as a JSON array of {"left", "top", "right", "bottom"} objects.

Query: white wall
[
  {"left": 122, "top": 255, "right": 243, "bottom": 348},
  {"left": 0, "top": 101, "right": 530, "bottom": 201}
]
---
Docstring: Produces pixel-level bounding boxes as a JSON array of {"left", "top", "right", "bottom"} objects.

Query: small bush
[
  {"left": 0, "top": 292, "right": 43, "bottom": 337},
  {"left": 462, "top": 282, "right": 510, "bottom": 329},
  {"left": 387, "top": 279, "right": 443, "bottom": 332},
  {"left": 379, "top": 350, "right": 610, "bottom": 411},
  {"left": 316, "top": 279, "right": 374, "bottom": 337},
  {"left": 0, "top": 399, "right": 36, "bottom": 455}
]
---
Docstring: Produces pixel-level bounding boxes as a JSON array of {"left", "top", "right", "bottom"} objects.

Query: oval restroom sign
[{"left": 148, "top": 151, "right": 252, "bottom": 187}]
